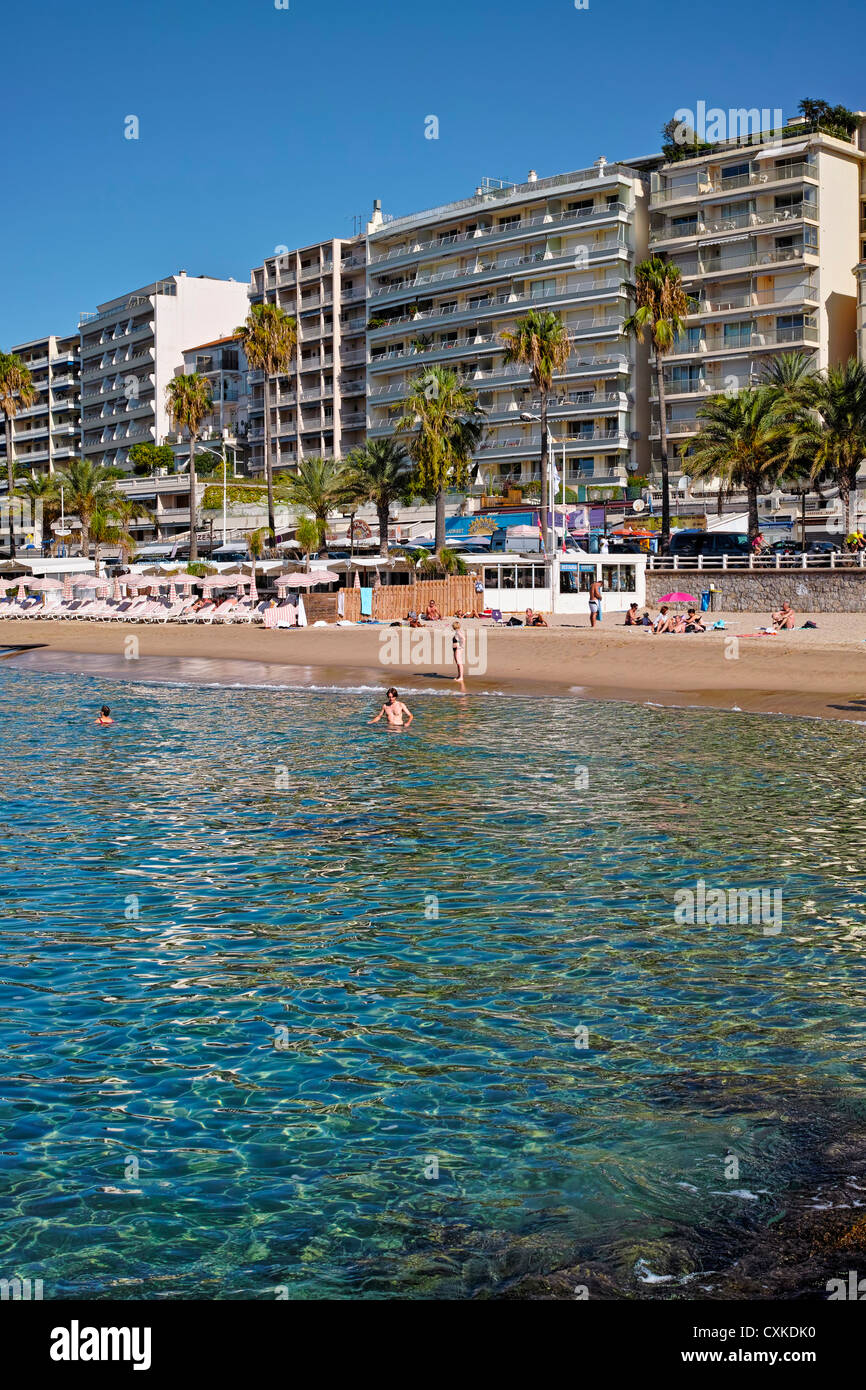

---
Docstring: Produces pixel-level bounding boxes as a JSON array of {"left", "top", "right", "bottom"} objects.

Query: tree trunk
[
  {"left": 188, "top": 433, "right": 198, "bottom": 562},
  {"left": 434, "top": 488, "right": 446, "bottom": 553},
  {"left": 264, "top": 373, "right": 275, "bottom": 543},
  {"left": 539, "top": 388, "right": 550, "bottom": 554},
  {"left": 747, "top": 484, "right": 760, "bottom": 540},
  {"left": 377, "top": 501, "right": 389, "bottom": 557},
  {"left": 841, "top": 480, "right": 851, "bottom": 538},
  {"left": 656, "top": 350, "right": 671, "bottom": 551},
  {"left": 5, "top": 414, "right": 15, "bottom": 557}
]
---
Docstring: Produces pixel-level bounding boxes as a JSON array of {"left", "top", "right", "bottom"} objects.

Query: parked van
[
  {"left": 668, "top": 530, "right": 750, "bottom": 558},
  {"left": 489, "top": 525, "right": 544, "bottom": 554}
]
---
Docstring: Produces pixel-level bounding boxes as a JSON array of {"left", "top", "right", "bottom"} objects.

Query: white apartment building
[
  {"left": 645, "top": 123, "right": 866, "bottom": 463},
  {"left": 247, "top": 236, "right": 368, "bottom": 474},
  {"left": 0, "top": 333, "right": 80, "bottom": 477},
  {"left": 365, "top": 165, "right": 651, "bottom": 494},
  {"left": 78, "top": 272, "right": 249, "bottom": 471}
]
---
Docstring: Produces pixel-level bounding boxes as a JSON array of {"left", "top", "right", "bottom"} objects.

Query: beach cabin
[{"left": 472, "top": 551, "right": 646, "bottom": 617}]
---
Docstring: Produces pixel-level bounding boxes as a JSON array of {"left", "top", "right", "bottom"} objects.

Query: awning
[
  {"left": 699, "top": 233, "right": 752, "bottom": 248},
  {"left": 753, "top": 141, "right": 808, "bottom": 161}
]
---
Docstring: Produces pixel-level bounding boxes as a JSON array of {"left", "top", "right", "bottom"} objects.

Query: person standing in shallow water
[
  {"left": 95, "top": 705, "right": 114, "bottom": 726},
  {"left": 369, "top": 688, "right": 413, "bottom": 728},
  {"left": 452, "top": 621, "right": 466, "bottom": 683}
]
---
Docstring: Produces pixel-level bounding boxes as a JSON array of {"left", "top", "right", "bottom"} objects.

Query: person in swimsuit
[
  {"left": 588, "top": 578, "right": 602, "bottom": 628},
  {"left": 95, "top": 705, "right": 114, "bottom": 726},
  {"left": 369, "top": 687, "right": 413, "bottom": 728},
  {"left": 452, "top": 620, "right": 465, "bottom": 683}
]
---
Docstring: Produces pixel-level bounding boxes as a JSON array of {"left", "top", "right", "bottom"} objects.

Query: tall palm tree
[
  {"left": 88, "top": 510, "right": 134, "bottom": 575},
  {"left": 282, "top": 455, "right": 346, "bottom": 549},
  {"left": 686, "top": 388, "right": 792, "bottom": 539},
  {"left": 624, "top": 257, "right": 693, "bottom": 549},
  {"left": 788, "top": 359, "right": 866, "bottom": 536},
  {"left": 760, "top": 350, "right": 816, "bottom": 398},
  {"left": 247, "top": 525, "right": 272, "bottom": 589},
  {"left": 166, "top": 373, "right": 212, "bottom": 562},
  {"left": 394, "top": 365, "right": 484, "bottom": 552},
  {"left": 236, "top": 304, "right": 297, "bottom": 541},
  {"left": 500, "top": 309, "right": 570, "bottom": 553},
  {"left": 0, "top": 353, "right": 38, "bottom": 556},
  {"left": 53, "top": 459, "right": 122, "bottom": 560},
  {"left": 341, "top": 438, "right": 415, "bottom": 556}
]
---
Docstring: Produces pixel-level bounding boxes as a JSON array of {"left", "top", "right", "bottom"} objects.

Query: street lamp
[{"left": 520, "top": 411, "right": 569, "bottom": 615}]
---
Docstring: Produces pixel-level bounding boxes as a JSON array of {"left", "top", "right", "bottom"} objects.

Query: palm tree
[
  {"left": 294, "top": 515, "right": 320, "bottom": 565},
  {"left": 109, "top": 495, "right": 154, "bottom": 559},
  {"left": 282, "top": 455, "right": 346, "bottom": 550},
  {"left": 14, "top": 469, "right": 60, "bottom": 549},
  {"left": 247, "top": 525, "right": 272, "bottom": 589},
  {"left": 341, "top": 438, "right": 415, "bottom": 556},
  {"left": 53, "top": 459, "right": 122, "bottom": 560},
  {"left": 89, "top": 510, "right": 134, "bottom": 575},
  {"left": 0, "top": 353, "right": 38, "bottom": 556},
  {"left": 394, "top": 365, "right": 484, "bottom": 552},
  {"left": 500, "top": 310, "right": 570, "bottom": 553},
  {"left": 787, "top": 359, "right": 866, "bottom": 537},
  {"left": 686, "top": 388, "right": 792, "bottom": 539},
  {"left": 624, "top": 257, "right": 693, "bottom": 549},
  {"left": 166, "top": 373, "right": 212, "bottom": 562},
  {"left": 236, "top": 303, "right": 297, "bottom": 541},
  {"left": 760, "top": 350, "right": 816, "bottom": 398}
]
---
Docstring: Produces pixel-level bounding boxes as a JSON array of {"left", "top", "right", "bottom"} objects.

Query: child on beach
[
  {"left": 369, "top": 688, "right": 414, "bottom": 728},
  {"left": 95, "top": 705, "right": 114, "bottom": 726}
]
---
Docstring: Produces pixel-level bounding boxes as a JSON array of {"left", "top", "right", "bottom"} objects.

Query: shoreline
[{"left": 3, "top": 615, "right": 866, "bottom": 722}]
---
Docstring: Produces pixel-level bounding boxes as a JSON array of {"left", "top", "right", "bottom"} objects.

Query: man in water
[
  {"left": 369, "top": 688, "right": 413, "bottom": 728},
  {"left": 95, "top": 705, "right": 114, "bottom": 726}
]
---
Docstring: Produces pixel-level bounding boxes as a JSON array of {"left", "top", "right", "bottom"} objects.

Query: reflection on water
[{"left": 1, "top": 666, "right": 865, "bottom": 1299}]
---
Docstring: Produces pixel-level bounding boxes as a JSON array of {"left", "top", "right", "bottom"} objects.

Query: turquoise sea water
[{"left": 1, "top": 663, "right": 865, "bottom": 1299}]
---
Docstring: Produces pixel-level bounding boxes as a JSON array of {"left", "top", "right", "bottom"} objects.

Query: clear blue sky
[{"left": 2, "top": 0, "right": 864, "bottom": 346}]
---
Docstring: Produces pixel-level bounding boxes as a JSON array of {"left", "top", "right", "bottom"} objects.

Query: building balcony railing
[
  {"left": 369, "top": 201, "right": 631, "bottom": 266},
  {"left": 368, "top": 279, "right": 629, "bottom": 335},
  {"left": 652, "top": 201, "right": 819, "bottom": 242},
  {"left": 691, "top": 282, "right": 819, "bottom": 315},
  {"left": 368, "top": 246, "right": 629, "bottom": 303},
  {"left": 650, "top": 161, "right": 819, "bottom": 206}
]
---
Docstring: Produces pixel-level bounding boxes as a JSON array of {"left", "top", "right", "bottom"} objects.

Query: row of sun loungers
[{"left": 0, "top": 597, "right": 298, "bottom": 626}]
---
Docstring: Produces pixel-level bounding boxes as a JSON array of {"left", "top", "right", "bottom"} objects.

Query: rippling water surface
[{"left": 1, "top": 665, "right": 865, "bottom": 1299}]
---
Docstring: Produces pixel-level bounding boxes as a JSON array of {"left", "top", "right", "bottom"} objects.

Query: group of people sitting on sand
[{"left": 623, "top": 600, "right": 798, "bottom": 632}]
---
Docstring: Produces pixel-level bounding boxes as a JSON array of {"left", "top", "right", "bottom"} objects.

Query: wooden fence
[{"left": 340, "top": 576, "right": 475, "bottom": 623}]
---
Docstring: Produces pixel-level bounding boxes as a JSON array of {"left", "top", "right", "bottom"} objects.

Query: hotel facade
[
  {"left": 77, "top": 272, "right": 249, "bottom": 472},
  {"left": 0, "top": 333, "right": 80, "bottom": 477},
  {"left": 364, "top": 166, "right": 652, "bottom": 494},
  {"left": 246, "top": 236, "right": 368, "bottom": 475},
  {"left": 643, "top": 124, "right": 866, "bottom": 466}
]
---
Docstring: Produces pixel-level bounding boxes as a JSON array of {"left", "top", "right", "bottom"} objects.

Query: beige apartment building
[
  {"left": 365, "top": 166, "right": 651, "bottom": 493},
  {"left": 0, "top": 333, "right": 80, "bottom": 477},
  {"left": 644, "top": 124, "right": 866, "bottom": 465},
  {"left": 247, "top": 237, "right": 368, "bottom": 475},
  {"left": 78, "top": 272, "right": 249, "bottom": 472}
]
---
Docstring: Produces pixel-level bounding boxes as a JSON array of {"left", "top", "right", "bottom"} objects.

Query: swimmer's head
[
  {"left": 386, "top": 688, "right": 398, "bottom": 701},
  {"left": 101, "top": 705, "right": 110, "bottom": 716}
]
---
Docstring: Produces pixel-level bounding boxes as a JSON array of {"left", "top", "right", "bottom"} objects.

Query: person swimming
[
  {"left": 95, "top": 705, "right": 114, "bottom": 726},
  {"left": 369, "top": 687, "right": 413, "bottom": 728}
]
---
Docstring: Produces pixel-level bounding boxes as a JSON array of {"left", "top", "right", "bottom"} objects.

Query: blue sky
[{"left": 2, "top": 0, "right": 864, "bottom": 346}]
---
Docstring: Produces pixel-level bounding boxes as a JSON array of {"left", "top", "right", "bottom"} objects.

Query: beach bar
[{"left": 477, "top": 552, "right": 647, "bottom": 617}]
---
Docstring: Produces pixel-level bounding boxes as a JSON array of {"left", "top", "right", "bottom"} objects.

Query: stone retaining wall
[{"left": 645, "top": 569, "right": 866, "bottom": 613}]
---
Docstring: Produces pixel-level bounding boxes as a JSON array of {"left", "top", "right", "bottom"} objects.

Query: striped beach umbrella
[{"left": 62, "top": 573, "right": 73, "bottom": 601}]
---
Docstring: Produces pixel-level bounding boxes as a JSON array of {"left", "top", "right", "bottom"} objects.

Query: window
[
  {"left": 568, "top": 199, "right": 594, "bottom": 215},
  {"left": 669, "top": 364, "right": 703, "bottom": 391},
  {"left": 602, "top": 564, "right": 636, "bottom": 592},
  {"left": 804, "top": 225, "right": 818, "bottom": 250},
  {"left": 724, "top": 321, "right": 753, "bottom": 348},
  {"left": 720, "top": 161, "right": 750, "bottom": 182},
  {"left": 530, "top": 278, "right": 557, "bottom": 300},
  {"left": 671, "top": 215, "right": 698, "bottom": 236},
  {"left": 606, "top": 194, "right": 619, "bottom": 207},
  {"left": 498, "top": 215, "right": 520, "bottom": 229},
  {"left": 777, "top": 314, "right": 804, "bottom": 342}
]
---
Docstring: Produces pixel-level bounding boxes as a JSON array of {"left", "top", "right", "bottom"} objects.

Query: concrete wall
[{"left": 646, "top": 569, "right": 866, "bottom": 612}]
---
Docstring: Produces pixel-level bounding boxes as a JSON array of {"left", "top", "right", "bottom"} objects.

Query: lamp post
[{"left": 520, "top": 411, "right": 568, "bottom": 613}]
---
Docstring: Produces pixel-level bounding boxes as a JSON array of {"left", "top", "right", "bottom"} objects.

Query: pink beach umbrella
[
  {"left": 659, "top": 591, "right": 698, "bottom": 604},
  {"left": 112, "top": 578, "right": 122, "bottom": 601},
  {"left": 62, "top": 573, "right": 73, "bottom": 601},
  {"left": 168, "top": 581, "right": 178, "bottom": 602},
  {"left": 249, "top": 569, "right": 258, "bottom": 602},
  {"left": 16, "top": 582, "right": 26, "bottom": 601}
]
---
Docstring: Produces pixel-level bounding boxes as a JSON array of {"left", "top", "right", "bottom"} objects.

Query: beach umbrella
[
  {"left": 249, "top": 568, "right": 258, "bottom": 602},
  {"left": 353, "top": 569, "right": 361, "bottom": 589},
  {"left": 169, "top": 581, "right": 178, "bottom": 602},
  {"left": 25, "top": 576, "right": 63, "bottom": 591},
  {"left": 16, "top": 582, "right": 26, "bottom": 601},
  {"left": 62, "top": 573, "right": 73, "bottom": 601},
  {"left": 112, "top": 578, "right": 122, "bottom": 601},
  {"left": 75, "top": 574, "right": 110, "bottom": 589},
  {"left": 659, "top": 591, "right": 698, "bottom": 604}
]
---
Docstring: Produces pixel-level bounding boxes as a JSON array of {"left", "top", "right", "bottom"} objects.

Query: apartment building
[
  {"left": 0, "top": 333, "right": 80, "bottom": 477},
  {"left": 645, "top": 124, "right": 866, "bottom": 463},
  {"left": 181, "top": 333, "right": 250, "bottom": 465},
  {"left": 365, "top": 165, "right": 651, "bottom": 494},
  {"left": 247, "top": 237, "right": 368, "bottom": 475},
  {"left": 78, "top": 272, "right": 249, "bottom": 472}
]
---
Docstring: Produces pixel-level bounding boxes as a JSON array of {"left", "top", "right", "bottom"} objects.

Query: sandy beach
[{"left": 3, "top": 611, "right": 866, "bottom": 721}]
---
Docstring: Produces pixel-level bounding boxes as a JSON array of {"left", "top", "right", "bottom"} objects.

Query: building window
[{"left": 724, "top": 321, "right": 753, "bottom": 348}]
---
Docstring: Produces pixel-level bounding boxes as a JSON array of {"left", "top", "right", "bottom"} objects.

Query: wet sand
[{"left": 3, "top": 613, "right": 866, "bottom": 722}]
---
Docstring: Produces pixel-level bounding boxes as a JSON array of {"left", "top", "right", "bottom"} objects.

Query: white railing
[{"left": 648, "top": 551, "right": 866, "bottom": 570}]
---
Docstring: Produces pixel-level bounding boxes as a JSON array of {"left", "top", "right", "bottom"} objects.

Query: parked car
[
  {"left": 806, "top": 540, "right": 842, "bottom": 556},
  {"left": 668, "top": 530, "right": 750, "bottom": 557}
]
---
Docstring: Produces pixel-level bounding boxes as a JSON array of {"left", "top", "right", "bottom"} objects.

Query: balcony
[
  {"left": 369, "top": 201, "right": 631, "bottom": 267},
  {"left": 368, "top": 279, "right": 628, "bottom": 336},
  {"left": 368, "top": 247, "right": 628, "bottom": 304},
  {"left": 653, "top": 201, "right": 819, "bottom": 243},
  {"left": 650, "top": 160, "right": 819, "bottom": 207}
]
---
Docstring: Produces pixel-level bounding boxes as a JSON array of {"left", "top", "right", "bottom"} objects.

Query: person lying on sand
[
  {"left": 369, "top": 687, "right": 414, "bottom": 728},
  {"left": 685, "top": 608, "right": 706, "bottom": 632},
  {"left": 772, "top": 602, "right": 795, "bottom": 630},
  {"left": 524, "top": 608, "right": 549, "bottom": 628}
]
